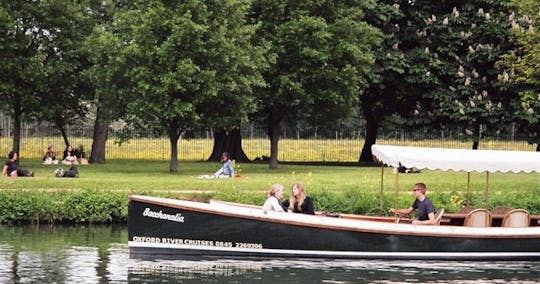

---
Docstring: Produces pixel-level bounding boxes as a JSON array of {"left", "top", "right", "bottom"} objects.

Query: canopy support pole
[
  {"left": 394, "top": 171, "right": 399, "bottom": 211},
  {"left": 379, "top": 164, "right": 384, "bottom": 214},
  {"left": 466, "top": 172, "right": 471, "bottom": 206},
  {"left": 485, "top": 172, "right": 490, "bottom": 208}
]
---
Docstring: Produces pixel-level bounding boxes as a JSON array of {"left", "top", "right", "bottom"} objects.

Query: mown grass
[{"left": 1, "top": 159, "right": 538, "bottom": 222}]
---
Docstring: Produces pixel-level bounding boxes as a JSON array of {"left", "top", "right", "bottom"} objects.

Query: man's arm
[
  {"left": 412, "top": 212, "right": 435, "bottom": 225},
  {"left": 389, "top": 207, "right": 414, "bottom": 215}
]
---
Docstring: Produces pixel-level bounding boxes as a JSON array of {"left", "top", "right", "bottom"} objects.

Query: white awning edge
[{"left": 371, "top": 145, "right": 540, "bottom": 173}]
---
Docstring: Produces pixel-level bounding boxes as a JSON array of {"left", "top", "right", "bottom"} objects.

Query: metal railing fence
[{"left": 0, "top": 124, "right": 535, "bottom": 161}]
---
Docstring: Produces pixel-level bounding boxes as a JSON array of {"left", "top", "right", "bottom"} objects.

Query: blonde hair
[
  {"left": 288, "top": 182, "right": 306, "bottom": 211},
  {"left": 268, "top": 184, "right": 283, "bottom": 198}
]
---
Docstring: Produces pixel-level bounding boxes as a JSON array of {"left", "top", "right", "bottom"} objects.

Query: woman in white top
[{"left": 262, "top": 184, "right": 285, "bottom": 212}]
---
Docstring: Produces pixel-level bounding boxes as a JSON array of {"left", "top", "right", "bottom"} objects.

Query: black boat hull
[{"left": 128, "top": 196, "right": 540, "bottom": 260}]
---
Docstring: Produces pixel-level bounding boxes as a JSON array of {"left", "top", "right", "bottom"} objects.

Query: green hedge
[
  {"left": 0, "top": 189, "right": 128, "bottom": 224},
  {"left": 1, "top": 187, "right": 538, "bottom": 224}
]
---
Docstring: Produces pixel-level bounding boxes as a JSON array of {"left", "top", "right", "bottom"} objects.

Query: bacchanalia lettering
[{"left": 142, "top": 208, "right": 185, "bottom": 223}]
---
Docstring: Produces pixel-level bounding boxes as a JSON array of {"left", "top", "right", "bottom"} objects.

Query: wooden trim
[{"left": 128, "top": 195, "right": 540, "bottom": 239}]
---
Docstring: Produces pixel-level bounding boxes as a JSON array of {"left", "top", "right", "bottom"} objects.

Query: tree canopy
[
  {"left": 0, "top": 0, "right": 538, "bottom": 170},
  {"left": 249, "top": 0, "right": 382, "bottom": 168},
  {"left": 110, "top": 0, "right": 266, "bottom": 172}
]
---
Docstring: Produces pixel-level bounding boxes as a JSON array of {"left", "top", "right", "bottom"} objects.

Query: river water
[{"left": 0, "top": 225, "right": 538, "bottom": 283}]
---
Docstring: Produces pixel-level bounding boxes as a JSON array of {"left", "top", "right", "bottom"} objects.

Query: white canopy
[{"left": 371, "top": 145, "right": 540, "bottom": 173}]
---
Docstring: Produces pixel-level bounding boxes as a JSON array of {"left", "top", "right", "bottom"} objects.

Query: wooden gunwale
[{"left": 129, "top": 195, "right": 540, "bottom": 239}]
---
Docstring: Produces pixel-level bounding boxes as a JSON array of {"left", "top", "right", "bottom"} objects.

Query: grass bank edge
[{"left": 0, "top": 187, "right": 539, "bottom": 224}]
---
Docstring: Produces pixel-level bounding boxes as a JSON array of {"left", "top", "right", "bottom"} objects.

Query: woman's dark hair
[
  {"left": 220, "top": 152, "right": 229, "bottom": 163},
  {"left": 8, "top": 151, "right": 17, "bottom": 159}
]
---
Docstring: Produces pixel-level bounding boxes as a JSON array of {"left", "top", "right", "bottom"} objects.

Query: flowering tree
[
  {"left": 499, "top": 0, "right": 540, "bottom": 151},
  {"left": 425, "top": 2, "right": 518, "bottom": 149}
]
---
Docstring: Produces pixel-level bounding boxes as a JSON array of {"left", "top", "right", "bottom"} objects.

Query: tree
[
  {"left": 359, "top": 0, "right": 517, "bottom": 161},
  {"left": 250, "top": 0, "right": 381, "bottom": 168},
  {"left": 499, "top": 0, "right": 540, "bottom": 151},
  {"left": 414, "top": 1, "right": 516, "bottom": 150},
  {"left": 359, "top": 2, "right": 413, "bottom": 161},
  {"left": 83, "top": 0, "right": 133, "bottom": 163},
  {"left": 36, "top": 0, "right": 95, "bottom": 148},
  {"left": 0, "top": 1, "right": 57, "bottom": 153},
  {"left": 0, "top": 1, "right": 96, "bottom": 154},
  {"left": 114, "top": 0, "right": 265, "bottom": 172}
]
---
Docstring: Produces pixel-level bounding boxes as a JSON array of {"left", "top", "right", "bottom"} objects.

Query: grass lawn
[{"left": 1, "top": 159, "right": 539, "bottom": 214}]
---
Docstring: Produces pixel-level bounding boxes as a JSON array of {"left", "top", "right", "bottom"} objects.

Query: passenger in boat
[
  {"left": 2, "top": 151, "right": 33, "bottom": 177},
  {"left": 282, "top": 182, "right": 315, "bottom": 215},
  {"left": 389, "top": 182, "right": 435, "bottom": 225},
  {"left": 213, "top": 152, "right": 234, "bottom": 178},
  {"left": 262, "top": 184, "right": 286, "bottom": 212}
]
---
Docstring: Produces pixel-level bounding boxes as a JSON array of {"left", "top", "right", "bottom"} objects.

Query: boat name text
[
  {"left": 132, "top": 236, "right": 263, "bottom": 249},
  {"left": 142, "top": 208, "right": 184, "bottom": 223}
]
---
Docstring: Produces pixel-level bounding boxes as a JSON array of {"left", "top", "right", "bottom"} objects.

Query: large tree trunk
[
  {"left": 472, "top": 124, "right": 481, "bottom": 150},
  {"left": 267, "top": 112, "right": 281, "bottom": 169},
  {"left": 269, "top": 132, "right": 279, "bottom": 169},
  {"left": 169, "top": 135, "right": 179, "bottom": 173},
  {"left": 54, "top": 119, "right": 70, "bottom": 148},
  {"left": 168, "top": 121, "right": 182, "bottom": 173},
  {"left": 11, "top": 110, "right": 21, "bottom": 154},
  {"left": 359, "top": 107, "right": 378, "bottom": 162},
  {"left": 89, "top": 103, "right": 110, "bottom": 163},
  {"left": 208, "top": 127, "right": 250, "bottom": 162}
]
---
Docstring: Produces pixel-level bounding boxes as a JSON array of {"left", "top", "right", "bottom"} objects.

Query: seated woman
[
  {"left": 262, "top": 184, "right": 285, "bottom": 212},
  {"left": 42, "top": 145, "right": 58, "bottom": 165},
  {"left": 213, "top": 152, "right": 234, "bottom": 178},
  {"left": 62, "top": 145, "right": 79, "bottom": 165},
  {"left": 2, "top": 151, "right": 33, "bottom": 177},
  {"left": 282, "top": 182, "right": 315, "bottom": 215}
]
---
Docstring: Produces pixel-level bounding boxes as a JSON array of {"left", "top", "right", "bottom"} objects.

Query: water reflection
[
  {"left": 0, "top": 225, "right": 128, "bottom": 283},
  {"left": 0, "top": 225, "right": 539, "bottom": 283},
  {"left": 128, "top": 258, "right": 540, "bottom": 283}
]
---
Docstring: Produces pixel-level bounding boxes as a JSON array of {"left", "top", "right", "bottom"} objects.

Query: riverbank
[{"left": 0, "top": 160, "right": 538, "bottom": 223}]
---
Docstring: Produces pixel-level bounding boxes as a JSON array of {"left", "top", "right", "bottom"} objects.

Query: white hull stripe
[{"left": 128, "top": 241, "right": 540, "bottom": 258}]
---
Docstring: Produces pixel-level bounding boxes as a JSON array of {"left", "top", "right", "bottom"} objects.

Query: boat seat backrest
[
  {"left": 434, "top": 208, "right": 444, "bottom": 226},
  {"left": 502, "top": 209, "right": 530, "bottom": 228},
  {"left": 491, "top": 206, "right": 511, "bottom": 216},
  {"left": 463, "top": 209, "right": 492, "bottom": 227},
  {"left": 458, "top": 205, "right": 476, "bottom": 214}
]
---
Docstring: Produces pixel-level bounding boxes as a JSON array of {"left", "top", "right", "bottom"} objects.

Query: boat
[{"left": 128, "top": 145, "right": 540, "bottom": 260}]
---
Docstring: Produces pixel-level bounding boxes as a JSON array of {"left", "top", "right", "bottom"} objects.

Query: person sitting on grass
[
  {"left": 55, "top": 162, "right": 79, "bottom": 178},
  {"left": 43, "top": 145, "right": 58, "bottom": 165},
  {"left": 2, "top": 151, "right": 33, "bottom": 177},
  {"left": 62, "top": 145, "right": 79, "bottom": 165},
  {"left": 213, "top": 152, "right": 234, "bottom": 178}
]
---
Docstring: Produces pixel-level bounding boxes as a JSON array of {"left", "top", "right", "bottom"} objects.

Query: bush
[{"left": 0, "top": 189, "right": 128, "bottom": 224}]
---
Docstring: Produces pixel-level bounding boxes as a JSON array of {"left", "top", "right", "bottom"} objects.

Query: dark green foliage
[
  {"left": 0, "top": 190, "right": 127, "bottom": 224},
  {"left": 0, "top": 186, "right": 537, "bottom": 224}
]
